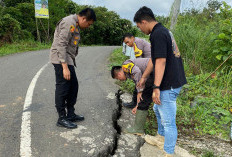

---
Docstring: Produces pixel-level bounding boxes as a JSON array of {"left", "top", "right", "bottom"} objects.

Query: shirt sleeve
[
  {"left": 151, "top": 31, "right": 168, "bottom": 59},
  {"left": 56, "top": 20, "right": 72, "bottom": 63},
  {"left": 131, "top": 65, "right": 144, "bottom": 92}
]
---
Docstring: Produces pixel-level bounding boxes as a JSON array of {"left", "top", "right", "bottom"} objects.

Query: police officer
[
  {"left": 111, "top": 58, "right": 153, "bottom": 135},
  {"left": 123, "top": 33, "right": 151, "bottom": 58},
  {"left": 122, "top": 33, "right": 151, "bottom": 108},
  {"left": 50, "top": 8, "right": 96, "bottom": 129}
]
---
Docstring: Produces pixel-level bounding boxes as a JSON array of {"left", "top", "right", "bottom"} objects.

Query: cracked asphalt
[{"left": 0, "top": 46, "right": 121, "bottom": 157}]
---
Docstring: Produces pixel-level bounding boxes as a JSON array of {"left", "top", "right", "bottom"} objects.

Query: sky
[{"left": 72, "top": 0, "right": 232, "bottom": 22}]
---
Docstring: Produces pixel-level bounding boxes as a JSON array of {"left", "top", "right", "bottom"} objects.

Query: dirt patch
[{"left": 177, "top": 134, "right": 232, "bottom": 157}]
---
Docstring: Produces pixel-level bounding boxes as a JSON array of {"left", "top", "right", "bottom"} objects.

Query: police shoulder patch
[
  {"left": 134, "top": 43, "right": 143, "bottom": 57},
  {"left": 70, "top": 25, "right": 75, "bottom": 32},
  {"left": 122, "top": 63, "right": 134, "bottom": 74}
]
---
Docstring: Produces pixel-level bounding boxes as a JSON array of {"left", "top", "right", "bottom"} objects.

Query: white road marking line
[{"left": 20, "top": 63, "right": 49, "bottom": 157}]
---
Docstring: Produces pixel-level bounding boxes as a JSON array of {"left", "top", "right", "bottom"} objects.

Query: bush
[
  {"left": 212, "top": 2, "right": 232, "bottom": 64},
  {"left": 0, "top": 14, "right": 21, "bottom": 44}
]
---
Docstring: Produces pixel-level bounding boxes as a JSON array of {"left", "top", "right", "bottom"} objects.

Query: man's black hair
[
  {"left": 134, "top": 6, "right": 156, "bottom": 23},
  {"left": 79, "top": 8, "right": 96, "bottom": 21},
  {"left": 122, "top": 33, "right": 134, "bottom": 41},
  {"left": 111, "top": 66, "right": 122, "bottom": 78}
]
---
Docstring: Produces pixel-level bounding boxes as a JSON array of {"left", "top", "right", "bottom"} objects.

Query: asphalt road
[{"left": 0, "top": 46, "right": 120, "bottom": 157}]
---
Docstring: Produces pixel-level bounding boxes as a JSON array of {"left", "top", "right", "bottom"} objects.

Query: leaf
[
  {"left": 213, "top": 49, "right": 220, "bottom": 54},
  {"left": 220, "top": 46, "right": 229, "bottom": 52},
  {"left": 223, "top": 55, "right": 229, "bottom": 61},
  {"left": 216, "top": 54, "right": 223, "bottom": 60},
  {"left": 218, "top": 33, "right": 226, "bottom": 39}
]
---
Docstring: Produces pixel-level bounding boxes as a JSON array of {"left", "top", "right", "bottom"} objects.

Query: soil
[{"left": 177, "top": 133, "right": 232, "bottom": 157}]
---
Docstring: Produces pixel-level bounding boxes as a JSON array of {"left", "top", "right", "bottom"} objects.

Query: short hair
[
  {"left": 111, "top": 66, "right": 122, "bottom": 78},
  {"left": 79, "top": 8, "right": 96, "bottom": 21},
  {"left": 122, "top": 33, "right": 134, "bottom": 41},
  {"left": 134, "top": 6, "right": 156, "bottom": 23}
]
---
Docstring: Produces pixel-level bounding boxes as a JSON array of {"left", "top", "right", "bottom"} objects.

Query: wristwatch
[{"left": 153, "top": 84, "right": 160, "bottom": 89}]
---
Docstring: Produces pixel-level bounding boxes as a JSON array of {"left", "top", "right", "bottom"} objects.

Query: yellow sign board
[{"left": 35, "top": 0, "right": 49, "bottom": 19}]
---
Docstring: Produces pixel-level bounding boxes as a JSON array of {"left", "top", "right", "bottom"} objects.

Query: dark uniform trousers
[
  {"left": 137, "top": 74, "right": 154, "bottom": 111},
  {"left": 132, "top": 87, "right": 137, "bottom": 107},
  {"left": 53, "top": 64, "right": 78, "bottom": 117}
]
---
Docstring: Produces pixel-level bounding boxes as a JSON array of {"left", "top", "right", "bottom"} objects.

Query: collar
[
  {"left": 149, "top": 23, "right": 162, "bottom": 40},
  {"left": 73, "top": 14, "right": 80, "bottom": 31},
  {"left": 73, "top": 14, "right": 78, "bottom": 23}
]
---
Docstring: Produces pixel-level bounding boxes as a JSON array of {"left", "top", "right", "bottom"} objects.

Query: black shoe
[
  {"left": 56, "top": 118, "right": 77, "bottom": 129},
  {"left": 123, "top": 102, "right": 136, "bottom": 108},
  {"left": 67, "top": 114, "right": 85, "bottom": 122}
]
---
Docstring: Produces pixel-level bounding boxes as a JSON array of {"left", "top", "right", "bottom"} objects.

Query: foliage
[
  {"left": 177, "top": 67, "right": 232, "bottom": 139},
  {"left": 2, "top": 0, "right": 33, "bottom": 7},
  {"left": 212, "top": 2, "right": 232, "bottom": 63},
  {"left": 202, "top": 150, "right": 218, "bottom": 157},
  {"left": 174, "top": 12, "right": 218, "bottom": 73},
  {"left": 0, "top": 0, "right": 138, "bottom": 46},
  {"left": 108, "top": 47, "right": 129, "bottom": 67},
  {"left": 174, "top": 1, "right": 232, "bottom": 73},
  {"left": 0, "top": 14, "right": 21, "bottom": 44},
  {"left": 0, "top": 40, "right": 51, "bottom": 56},
  {"left": 81, "top": 7, "right": 137, "bottom": 45}
]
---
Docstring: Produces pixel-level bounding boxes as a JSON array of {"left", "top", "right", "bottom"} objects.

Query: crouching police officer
[
  {"left": 50, "top": 8, "right": 96, "bottom": 129},
  {"left": 122, "top": 33, "right": 151, "bottom": 109},
  {"left": 111, "top": 58, "right": 153, "bottom": 135}
]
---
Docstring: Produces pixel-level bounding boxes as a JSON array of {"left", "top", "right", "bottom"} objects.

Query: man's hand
[
  {"left": 63, "top": 68, "right": 71, "bottom": 80},
  {"left": 137, "top": 77, "right": 146, "bottom": 89},
  {"left": 137, "top": 92, "right": 143, "bottom": 104},
  {"left": 61, "top": 63, "right": 71, "bottom": 80},
  {"left": 132, "top": 105, "right": 138, "bottom": 115},
  {"left": 152, "top": 88, "right": 161, "bottom": 105}
]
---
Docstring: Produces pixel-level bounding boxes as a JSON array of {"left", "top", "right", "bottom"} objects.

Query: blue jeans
[{"left": 153, "top": 87, "right": 182, "bottom": 154}]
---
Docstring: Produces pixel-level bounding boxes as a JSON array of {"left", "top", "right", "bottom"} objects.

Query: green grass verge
[
  {"left": 0, "top": 40, "right": 51, "bottom": 57},
  {"left": 109, "top": 47, "right": 232, "bottom": 140},
  {"left": 0, "top": 41, "right": 109, "bottom": 57}
]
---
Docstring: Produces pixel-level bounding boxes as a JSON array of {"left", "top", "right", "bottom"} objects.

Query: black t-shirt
[{"left": 150, "top": 23, "right": 187, "bottom": 91}]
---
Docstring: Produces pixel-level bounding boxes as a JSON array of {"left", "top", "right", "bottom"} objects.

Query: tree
[
  {"left": 3, "top": 0, "right": 33, "bottom": 7},
  {"left": 207, "top": 0, "right": 222, "bottom": 12}
]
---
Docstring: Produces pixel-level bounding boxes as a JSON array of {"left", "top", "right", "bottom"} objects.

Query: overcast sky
[{"left": 72, "top": 0, "right": 232, "bottom": 22}]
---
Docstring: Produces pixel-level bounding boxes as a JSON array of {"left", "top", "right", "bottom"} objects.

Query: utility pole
[{"left": 170, "top": 0, "right": 181, "bottom": 31}]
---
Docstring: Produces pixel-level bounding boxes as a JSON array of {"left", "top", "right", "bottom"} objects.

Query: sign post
[{"left": 34, "top": 0, "right": 49, "bottom": 42}]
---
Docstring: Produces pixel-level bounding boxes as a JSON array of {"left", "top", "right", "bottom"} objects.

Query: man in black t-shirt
[{"left": 133, "top": 6, "right": 187, "bottom": 156}]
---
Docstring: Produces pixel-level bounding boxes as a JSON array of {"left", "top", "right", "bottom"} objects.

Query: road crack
[{"left": 110, "top": 89, "right": 123, "bottom": 155}]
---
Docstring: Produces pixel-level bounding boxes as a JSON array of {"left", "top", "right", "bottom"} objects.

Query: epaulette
[
  {"left": 134, "top": 43, "right": 143, "bottom": 57},
  {"left": 122, "top": 62, "right": 134, "bottom": 74}
]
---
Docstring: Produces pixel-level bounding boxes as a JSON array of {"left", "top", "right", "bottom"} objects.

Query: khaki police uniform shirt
[
  {"left": 134, "top": 37, "right": 151, "bottom": 58},
  {"left": 122, "top": 58, "right": 150, "bottom": 92},
  {"left": 50, "top": 14, "right": 81, "bottom": 66}
]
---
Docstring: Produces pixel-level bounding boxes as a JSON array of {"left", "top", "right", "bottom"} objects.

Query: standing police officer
[
  {"left": 122, "top": 33, "right": 151, "bottom": 108},
  {"left": 50, "top": 8, "right": 96, "bottom": 129}
]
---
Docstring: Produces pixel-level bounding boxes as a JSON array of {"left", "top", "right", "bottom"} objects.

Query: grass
[
  {"left": 0, "top": 40, "right": 51, "bottom": 57},
  {"left": 0, "top": 40, "right": 106, "bottom": 57}
]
